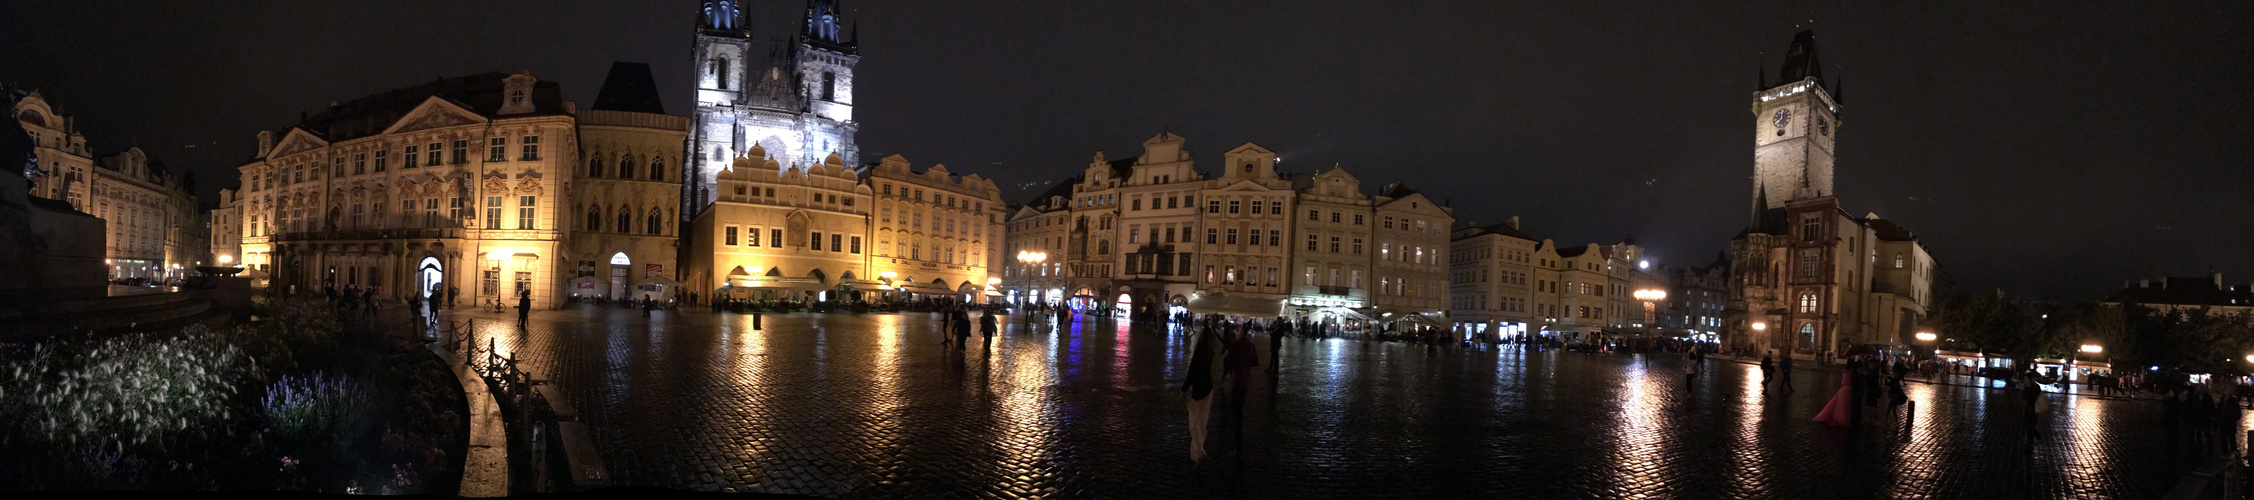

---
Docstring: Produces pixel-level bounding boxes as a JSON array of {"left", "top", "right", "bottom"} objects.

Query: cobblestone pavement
[{"left": 438, "top": 305, "right": 2233, "bottom": 498}]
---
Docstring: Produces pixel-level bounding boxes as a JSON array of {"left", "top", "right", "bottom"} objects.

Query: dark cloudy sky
[{"left": 3, "top": 1, "right": 2249, "bottom": 300}]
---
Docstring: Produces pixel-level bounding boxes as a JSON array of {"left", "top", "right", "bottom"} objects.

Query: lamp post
[{"left": 1015, "top": 251, "right": 1047, "bottom": 304}]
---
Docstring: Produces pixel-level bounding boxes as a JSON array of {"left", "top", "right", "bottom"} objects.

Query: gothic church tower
[
  {"left": 685, "top": 0, "right": 862, "bottom": 215},
  {"left": 1750, "top": 30, "right": 1841, "bottom": 224}
]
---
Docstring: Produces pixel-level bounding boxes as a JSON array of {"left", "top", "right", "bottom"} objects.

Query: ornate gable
[
  {"left": 383, "top": 97, "right": 488, "bottom": 135},
  {"left": 268, "top": 128, "right": 330, "bottom": 159}
]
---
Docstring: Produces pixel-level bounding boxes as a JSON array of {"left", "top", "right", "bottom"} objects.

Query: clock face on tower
[{"left": 1772, "top": 108, "right": 1793, "bottom": 129}]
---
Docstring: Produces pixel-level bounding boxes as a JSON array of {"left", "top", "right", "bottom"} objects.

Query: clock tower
[{"left": 1751, "top": 30, "right": 1841, "bottom": 223}]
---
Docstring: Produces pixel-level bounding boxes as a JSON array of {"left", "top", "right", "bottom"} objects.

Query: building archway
[
  {"left": 416, "top": 256, "right": 443, "bottom": 299},
  {"left": 609, "top": 251, "right": 632, "bottom": 300}
]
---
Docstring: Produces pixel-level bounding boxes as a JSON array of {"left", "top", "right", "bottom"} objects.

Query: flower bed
[{"left": 0, "top": 302, "right": 467, "bottom": 493}]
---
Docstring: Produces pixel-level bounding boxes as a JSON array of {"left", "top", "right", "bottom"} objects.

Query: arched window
[
  {"left": 646, "top": 209, "right": 663, "bottom": 236},
  {"left": 585, "top": 206, "right": 602, "bottom": 231},
  {"left": 588, "top": 155, "right": 604, "bottom": 178},
  {"left": 1798, "top": 323, "right": 1816, "bottom": 353},
  {"left": 1893, "top": 253, "right": 1905, "bottom": 269},
  {"left": 617, "top": 154, "right": 636, "bottom": 179},
  {"left": 617, "top": 208, "right": 632, "bottom": 234},
  {"left": 1243, "top": 163, "right": 1253, "bottom": 174},
  {"left": 650, "top": 158, "right": 664, "bottom": 181},
  {"left": 714, "top": 57, "right": 730, "bottom": 90},
  {"left": 821, "top": 71, "right": 835, "bottom": 101}
]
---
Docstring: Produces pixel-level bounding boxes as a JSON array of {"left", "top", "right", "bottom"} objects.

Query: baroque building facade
[
  {"left": 863, "top": 155, "right": 1007, "bottom": 299},
  {"left": 1188, "top": 143, "right": 1293, "bottom": 318},
  {"left": 1286, "top": 166, "right": 1374, "bottom": 329},
  {"left": 235, "top": 69, "right": 688, "bottom": 310},
  {"left": 686, "top": 145, "right": 873, "bottom": 301},
  {"left": 1370, "top": 183, "right": 1454, "bottom": 327},
  {"left": 14, "top": 92, "right": 204, "bottom": 281},
  {"left": 1727, "top": 30, "right": 1937, "bottom": 362}
]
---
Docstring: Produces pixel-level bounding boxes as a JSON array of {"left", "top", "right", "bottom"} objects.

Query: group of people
[
  {"left": 1179, "top": 319, "right": 1271, "bottom": 465},
  {"left": 937, "top": 306, "right": 999, "bottom": 351},
  {"left": 2162, "top": 382, "right": 2244, "bottom": 455},
  {"left": 323, "top": 284, "right": 384, "bottom": 317},
  {"left": 1810, "top": 355, "right": 1915, "bottom": 427}
]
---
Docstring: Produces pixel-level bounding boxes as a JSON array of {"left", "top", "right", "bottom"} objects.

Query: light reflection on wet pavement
[{"left": 448, "top": 306, "right": 2227, "bottom": 498}]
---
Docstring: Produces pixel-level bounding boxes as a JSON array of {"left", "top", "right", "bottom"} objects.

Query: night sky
[{"left": 3, "top": 1, "right": 2248, "bottom": 301}]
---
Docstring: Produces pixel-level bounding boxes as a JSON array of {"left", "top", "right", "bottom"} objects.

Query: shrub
[{"left": 0, "top": 325, "right": 249, "bottom": 449}]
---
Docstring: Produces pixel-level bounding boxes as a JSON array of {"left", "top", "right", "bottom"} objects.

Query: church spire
[
  {"left": 700, "top": 0, "right": 749, "bottom": 35},
  {"left": 1775, "top": 29, "right": 1825, "bottom": 90}
]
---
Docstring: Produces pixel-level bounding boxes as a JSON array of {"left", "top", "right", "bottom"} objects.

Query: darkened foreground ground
[{"left": 445, "top": 305, "right": 2226, "bottom": 498}]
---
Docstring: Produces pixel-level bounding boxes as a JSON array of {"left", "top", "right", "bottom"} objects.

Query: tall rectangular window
[
  {"left": 401, "top": 199, "right": 415, "bottom": 227},
  {"left": 520, "top": 135, "right": 540, "bottom": 161},
  {"left": 354, "top": 153, "right": 367, "bottom": 174},
  {"left": 449, "top": 197, "right": 463, "bottom": 220},
  {"left": 1225, "top": 228, "right": 1238, "bottom": 245},
  {"left": 427, "top": 142, "right": 443, "bottom": 166},
  {"left": 373, "top": 150, "right": 387, "bottom": 172},
  {"left": 831, "top": 234, "right": 842, "bottom": 252},
  {"left": 1207, "top": 200, "right": 1221, "bottom": 213},
  {"left": 488, "top": 137, "right": 507, "bottom": 162},
  {"left": 770, "top": 229, "right": 781, "bottom": 248},
  {"left": 1228, "top": 200, "right": 1240, "bottom": 214},
  {"left": 517, "top": 196, "right": 535, "bottom": 230},
  {"left": 485, "top": 196, "right": 502, "bottom": 229},
  {"left": 1306, "top": 234, "right": 1318, "bottom": 251},
  {"left": 1206, "top": 228, "right": 1218, "bottom": 244},
  {"left": 745, "top": 226, "right": 761, "bottom": 246},
  {"left": 1251, "top": 201, "right": 1263, "bottom": 214},
  {"left": 333, "top": 157, "right": 345, "bottom": 177},
  {"left": 726, "top": 226, "right": 740, "bottom": 246},
  {"left": 850, "top": 236, "right": 861, "bottom": 254},
  {"left": 404, "top": 145, "right": 420, "bottom": 168},
  {"left": 1269, "top": 230, "right": 1281, "bottom": 246},
  {"left": 451, "top": 140, "right": 469, "bottom": 164},
  {"left": 1801, "top": 214, "right": 1820, "bottom": 242},
  {"left": 810, "top": 231, "right": 823, "bottom": 251}
]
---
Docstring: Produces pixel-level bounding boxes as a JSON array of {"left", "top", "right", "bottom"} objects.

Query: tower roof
[
  {"left": 699, "top": 0, "right": 751, "bottom": 36},
  {"left": 592, "top": 62, "right": 666, "bottom": 114},
  {"left": 1773, "top": 29, "right": 1826, "bottom": 90},
  {"left": 801, "top": 0, "right": 857, "bottom": 54}
]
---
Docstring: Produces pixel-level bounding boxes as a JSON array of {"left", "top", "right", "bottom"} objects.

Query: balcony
[{"left": 272, "top": 227, "right": 466, "bottom": 242}]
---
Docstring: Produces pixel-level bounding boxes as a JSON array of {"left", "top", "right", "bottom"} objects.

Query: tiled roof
[
  {"left": 283, "top": 72, "right": 570, "bottom": 145},
  {"left": 2104, "top": 277, "right": 2254, "bottom": 307}
]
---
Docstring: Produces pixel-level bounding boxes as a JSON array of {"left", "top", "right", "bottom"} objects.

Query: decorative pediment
[
  {"left": 422, "top": 179, "right": 448, "bottom": 197},
  {"left": 398, "top": 181, "right": 419, "bottom": 196},
  {"left": 515, "top": 168, "right": 542, "bottom": 179},
  {"left": 268, "top": 128, "right": 329, "bottom": 159},
  {"left": 484, "top": 177, "right": 510, "bottom": 194},
  {"left": 383, "top": 97, "right": 487, "bottom": 135},
  {"left": 513, "top": 177, "right": 542, "bottom": 194}
]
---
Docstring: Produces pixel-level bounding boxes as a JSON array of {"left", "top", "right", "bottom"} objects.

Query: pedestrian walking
[
  {"left": 1780, "top": 355, "right": 1796, "bottom": 392},
  {"left": 516, "top": 289, "right": 532, "bottom": 328},
  {"left": 1682, "top": 349, "right": 1701, "bottom": 391},
  {"left": 953, "top": 308, "right": 972, "bottom": 351},
  {"left": 1760, "top": 354, "right": 1776, "bottom": 387},
  {"left": 1267, "top": 317, "right": 1287, "bottom": 375},
  {"left": 980, "top": 310, "right": 998, "bottom": 350},
  {"left": 1221, "top": 326, "right": 1261, "bottom": 458},
  {"left": 1181, "top": 327, "right": 1220, "bottom": 464}
]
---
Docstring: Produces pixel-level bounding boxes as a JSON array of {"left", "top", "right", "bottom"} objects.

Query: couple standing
[{"left": 1181, "top": 324, "right": 1262, "bottom": 464}]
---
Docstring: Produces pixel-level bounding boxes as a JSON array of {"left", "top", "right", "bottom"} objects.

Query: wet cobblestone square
[{"left": 447, "top": 306, "right": 2228, "bottom": 498}]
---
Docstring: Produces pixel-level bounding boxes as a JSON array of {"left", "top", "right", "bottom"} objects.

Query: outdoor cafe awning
[
  {"left": 728, "top": 277, "right": 830, "bottom": 291},
  {"left": 840, "top": 281, "right": 892, "bottom": 292},
  {"left": 1186, "top": 294, "right": 1285, "bottom": 318}
]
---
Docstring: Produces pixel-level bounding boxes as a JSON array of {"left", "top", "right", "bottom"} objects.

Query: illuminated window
[{"left": 1893, "top": 253, "right": 1905, "bottom": 269}]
